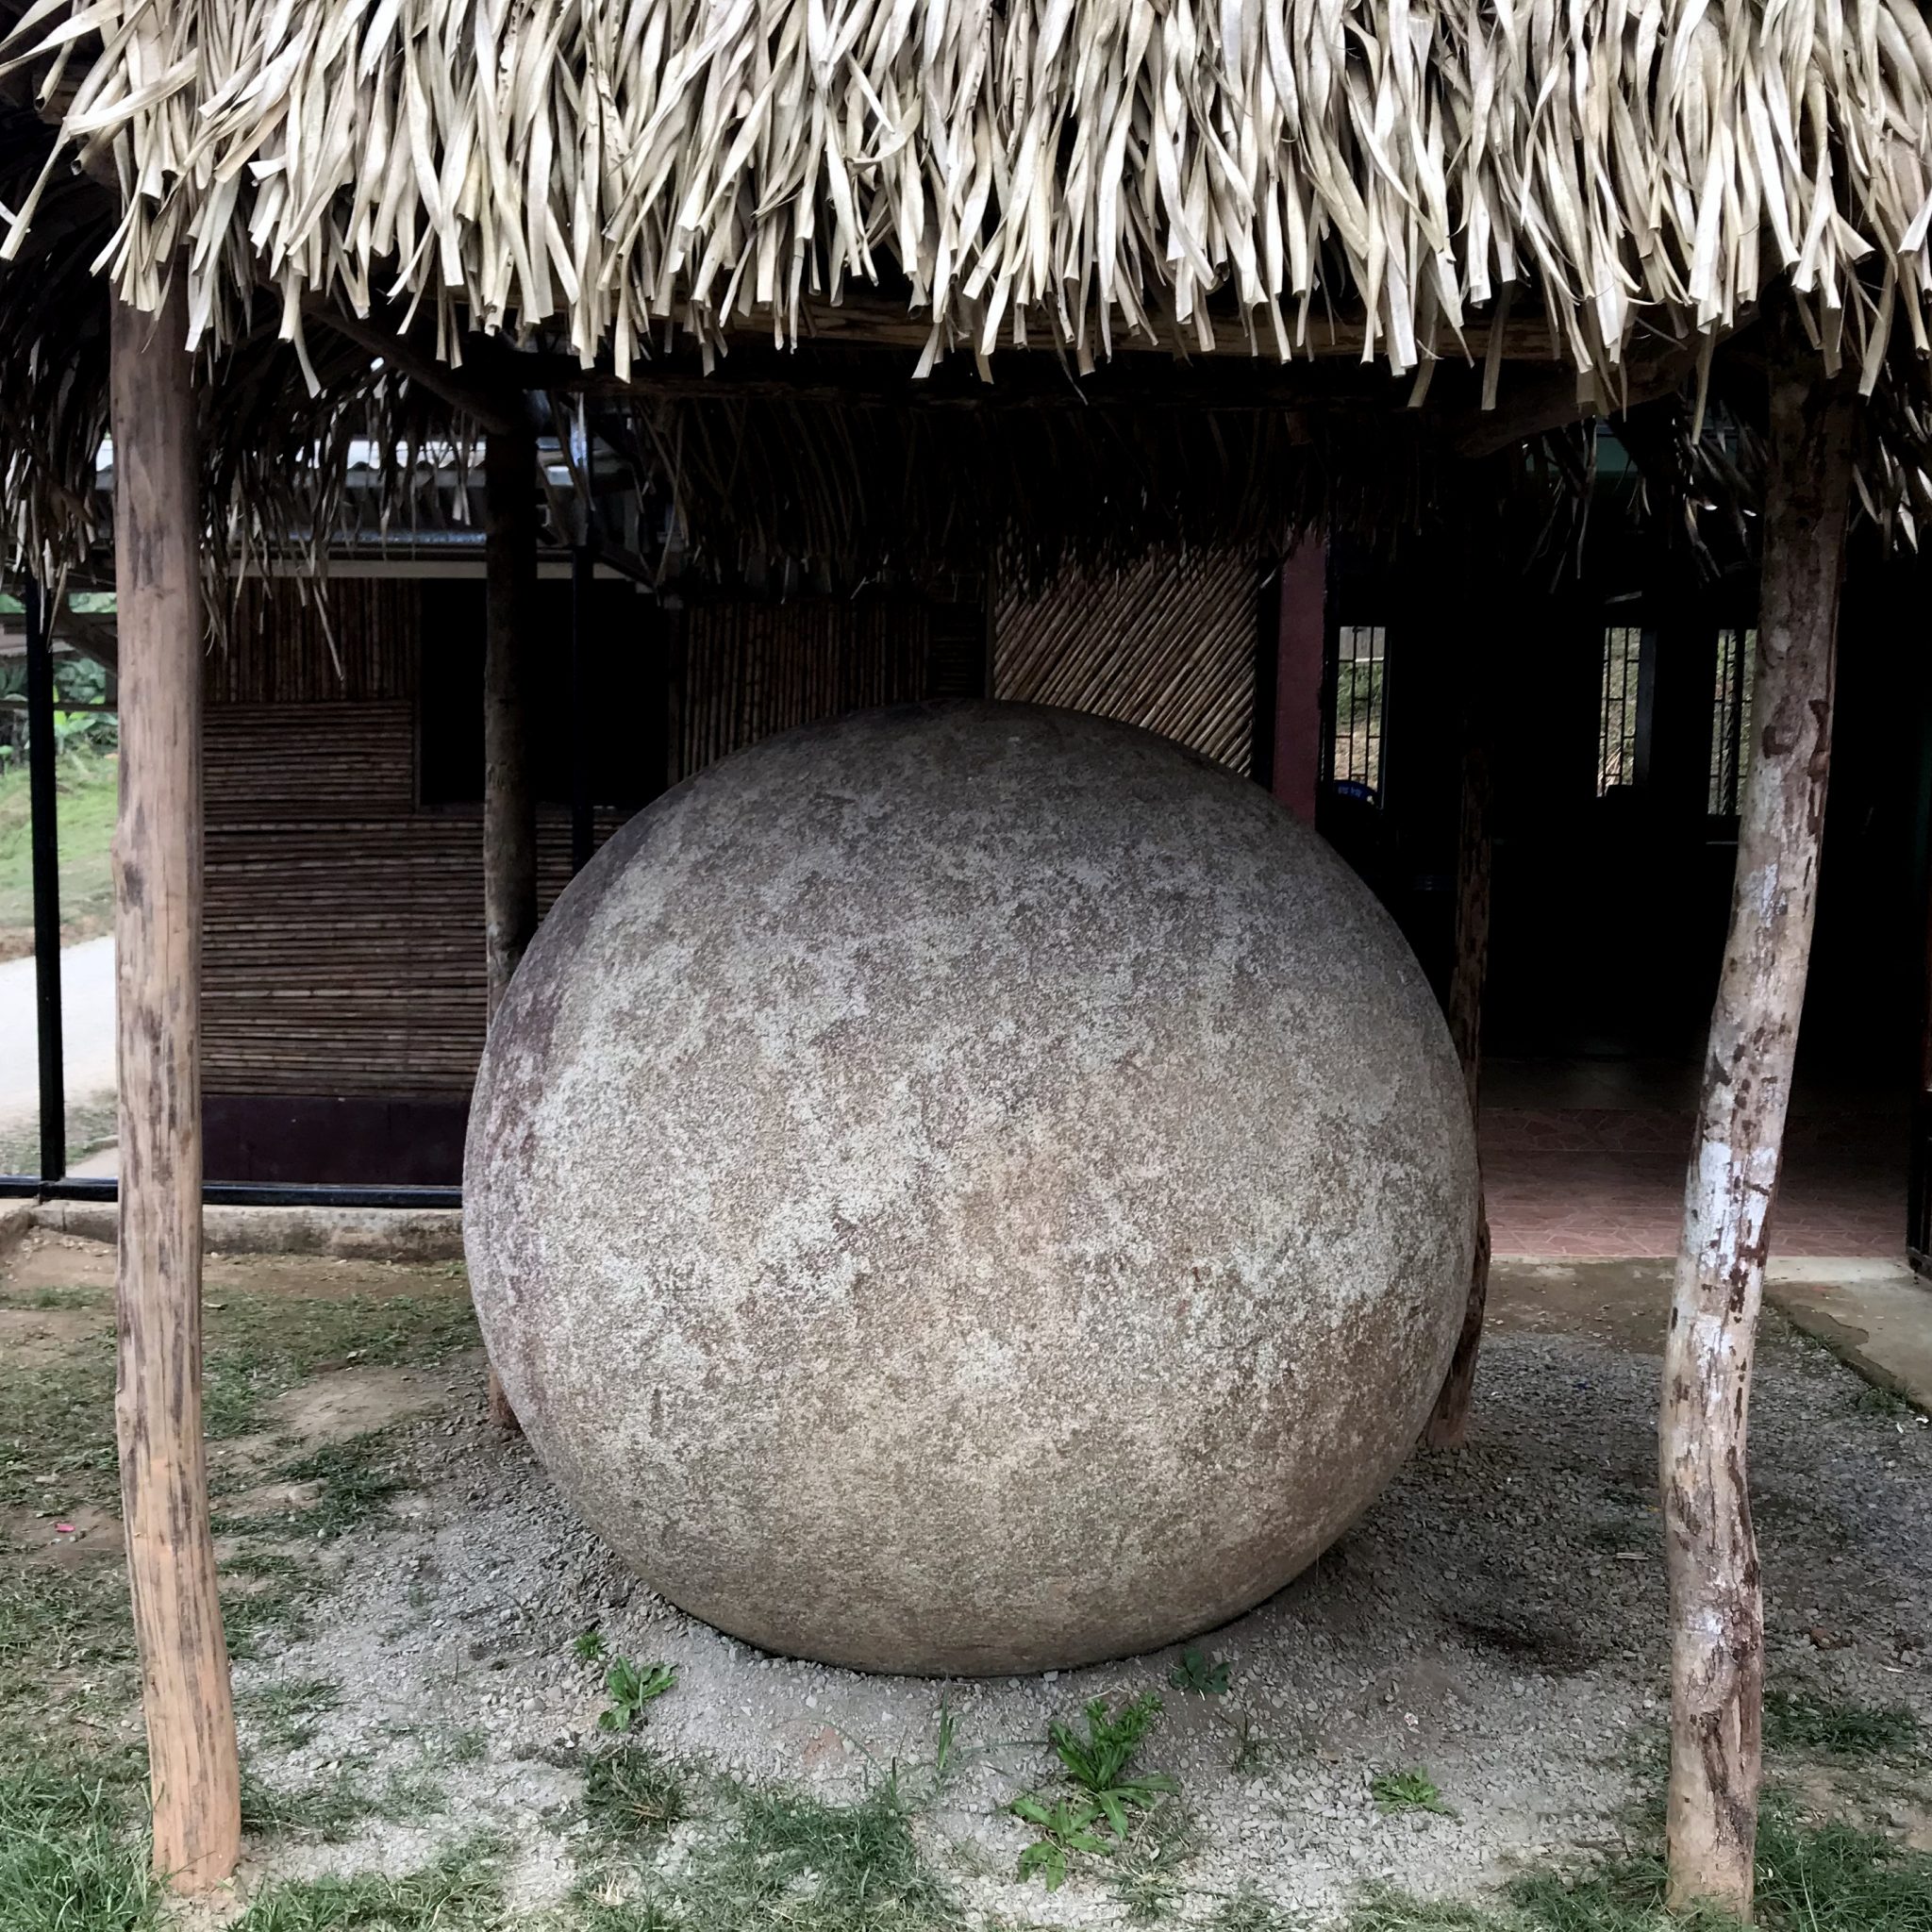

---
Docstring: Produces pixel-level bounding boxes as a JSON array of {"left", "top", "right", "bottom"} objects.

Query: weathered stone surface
[{"left": 465, "top": 702, "right": 1477, "bottom": 1674}]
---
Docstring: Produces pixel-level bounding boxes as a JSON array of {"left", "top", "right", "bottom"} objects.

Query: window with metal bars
[
  {"left": 1597, "top": 625, "right": 1648, "bottom": 794},
  {"left": 1326, "top": 624, "right": 1388, "bottom": 800},
  {"left": 1708, "top": 625, "right": 1757, "bottom": 817}
]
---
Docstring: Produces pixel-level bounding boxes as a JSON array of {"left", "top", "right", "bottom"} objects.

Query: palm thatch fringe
[{"left": 2, "top": 0, "right": 1929, "bottom": 393}]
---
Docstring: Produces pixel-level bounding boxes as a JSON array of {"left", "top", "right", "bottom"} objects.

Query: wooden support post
[
  {"left": 483, "top": 426, "right": 539, "bottom": 1432},
  {"left": 1661, "top": 342, "right": 1857, "bottom": 1917},
  {"left": 484, "top": 426, "right": 541, "bottom": 1010},
  {"left": 1425, "top": 729, "right": 1492, "bottom": 1448},
  {"left": 110, "top": 279, "right": 242, "bottom": 1891}
]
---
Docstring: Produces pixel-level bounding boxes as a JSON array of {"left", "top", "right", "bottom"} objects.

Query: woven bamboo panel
[
  {"left": 207, "top": 578, "right": 420, "bottom": 705},
  {"left": 993, "top": 552, "right": 1259, "bottom": 773},
  {"left": 206, "top": 702, "right": 418, "bottom": 816},
  {"left": 204, "top": 812, "right": 612, "bottom": 1095},
  {"left": 674, "top": 596, "right": 981, "bottom": 781}
]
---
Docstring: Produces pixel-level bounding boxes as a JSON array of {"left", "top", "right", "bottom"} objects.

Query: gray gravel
[{"left": 233, "top": 1314, "right": 1932, "bottom": 1924}]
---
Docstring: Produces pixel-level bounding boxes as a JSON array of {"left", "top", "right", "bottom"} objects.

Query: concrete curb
[{"left": 30, "top": 1200, "right": 465, "bottom": 1264}]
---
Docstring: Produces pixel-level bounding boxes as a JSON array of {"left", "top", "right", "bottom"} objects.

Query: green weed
[
  {"left": 1011, "top": 1792, "right": 1114, "bottom": 1890},
  {"left": 599, "top": 1658, "right": 677, "bottom": 1733},
  {"left": 1371, "top": 1770, "right": 1453, "bottom": 1817},
  {"left": 1171, "top": 1645, "right": 1234, "bottom": 1696},
  {"left": 1014, "top": 1694, "right": 1177, "bottom": 1889},
  {"left": 574, "top": 1628, "right": 608, "bottom": 1663}
]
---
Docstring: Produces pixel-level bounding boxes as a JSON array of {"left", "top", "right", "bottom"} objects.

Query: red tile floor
[{"left": 1479, "top": 1058, "right": 1907, "bottom": 1260}]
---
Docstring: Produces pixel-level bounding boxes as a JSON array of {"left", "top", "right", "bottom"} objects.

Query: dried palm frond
[{"left": 0, "top": 0, "right": 1926, "bottom": 396}]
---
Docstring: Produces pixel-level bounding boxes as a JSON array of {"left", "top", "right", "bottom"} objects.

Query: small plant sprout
[
  {"left": 597, "top": 1657, "right": 677, "bottom": 1733},
  {"left": 1370, "top": 1768, "right": 1452, "bottom": 1816},
  {"left": 932, "top": 1700, "right": 957, "bottom": 1785},
  {"left": 572, "top": 1628, "right": 606, "bottom": 1664},
  {"left": 1169, "top": 1645, "right": 1232, "bottom": 1696}
]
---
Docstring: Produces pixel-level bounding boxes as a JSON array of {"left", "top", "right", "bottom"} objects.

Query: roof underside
[{"left": 0, "top": 1, "right": 1926, "bottom": 580}]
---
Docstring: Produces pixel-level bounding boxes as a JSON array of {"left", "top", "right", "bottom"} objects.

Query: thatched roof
[
  {"left": 0, "top": 0, "right": 1926, "bottom": 578},
  {"left": 4, "top": 0, "right": 1929, "bottom": 387}
]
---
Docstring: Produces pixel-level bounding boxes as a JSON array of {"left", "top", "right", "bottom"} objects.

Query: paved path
[{"left": 0, "top": 936, "right": 117, "bottom": 1127}]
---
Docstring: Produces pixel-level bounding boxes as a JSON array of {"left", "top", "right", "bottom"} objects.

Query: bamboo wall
[
  {"left": 993, "top": 550, "right": 1261, "bottom": 772},
  {"left": 671, "top": 592, "right": 984, "bottom": 780},
  {"left": 202, "top": 577, "right": 984, "bottom": 1114}
]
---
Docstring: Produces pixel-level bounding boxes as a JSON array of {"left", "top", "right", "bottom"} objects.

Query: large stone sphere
[{"left": 465, "top": 701, "right": 1476, "bottom": 1675}]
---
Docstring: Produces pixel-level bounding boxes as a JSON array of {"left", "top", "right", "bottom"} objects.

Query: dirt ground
[{"left": 3, "top": 1234, "right": 1929, "bottom": 1929}]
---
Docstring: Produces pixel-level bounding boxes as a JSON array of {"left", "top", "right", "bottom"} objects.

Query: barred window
[
  {"left": 1328, "top": 624, "right": 1388, "bottom": 800},
  {"left": 1597, "top": 625, "right": 1648, "bottom": 794},
  {"left": 1708, "top": 626, "right": 1757, "bottom": 817}
]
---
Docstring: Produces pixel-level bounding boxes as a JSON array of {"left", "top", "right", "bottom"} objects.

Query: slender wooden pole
[
  {"left": 482, "top": 426, "right": 538, "bottom": 1432},
  {"left": 110, "top": 279, "right": 242, "bottom": 1892},
  {"left": 24, "top": 575, "right": 67, "bottom": 1183},
  {"left": 1661, "top": 343, "right": 1856, "bottom": 1918},
  {"left": 484, "top": 426, "right": 540, "bottom": 1009},
  {"left": 1425, "top": 731, "right": 1492, "bottom": 1448}
]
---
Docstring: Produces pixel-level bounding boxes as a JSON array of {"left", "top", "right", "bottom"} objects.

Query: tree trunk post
[
  {"left": 1661, "top": 344, "right": 1857, "bottom": 1917},
  {"left": 110, "top": 279, "right": 242, "bottom": 1892},
  {"left": 1426, "top": 729, "right": 1493, "bottom": 1448},
  {"left": 483, "top": 426, "right": 539, "bottom": 1432}
]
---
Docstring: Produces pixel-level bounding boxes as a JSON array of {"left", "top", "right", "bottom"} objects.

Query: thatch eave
[{"left": 1, "top": 0, "right": 1924, "bottom": 400}]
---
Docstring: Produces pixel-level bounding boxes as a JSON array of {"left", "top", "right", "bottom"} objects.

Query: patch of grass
[
  {"left": 18, "top": 1284, "right": 104, "bottom": 1311},
  {"left": 239, "top": 1676, "right": 341, "bottom": 1750},
  {"left": 1352, "top": 1801, "right": 1932, "bottom": 1931},
  {"left": 240, "top": 1761, "right": 380, "bottom": 1843},
  {"left": 677, "top": 1777, "right": 958, "bottom": 1931},
  {"left": 1204, "top": 1892, "right": 1305, "bottom": 1932},
  {"left": 271, "top": 1433, "right": 408, "bottom": 1540},
  {"left": 1851, "top": 1382, "right": 1924, "bottom": 1424},
  {"left": 1048, "top": 1693, "right": 1175, "bottom": 1829},
  {"left": 1349, "top": 1892, "right": 1504, "bottom": 1930},
  {"left": 202, "top": 1291, "right": 477, "bottom": 1443},
  {"left": 584, "top": 1745, "right": 689, "bottom": 1842},
  {"left": 1371, "top": 1769, "right": 1453, "bottom": 1817},
  {"left": 0, "top": 1764, "right": 155, "bottom": 1932},
  {"left": 0, "top": 748, "right": 119, "bottom": 959},
  {"left": 574, "top": 1627, "right": 608, "bottom": 1663},
  {"left": 241, "top": 1757, "right": 447, "bottom": 1844},
  {"left": 0, "top": 1287, "right": 474, "bottom": 1520},
  {"left": 1170, "top": 1645, "right": 1233, "bottom": 1696},
  {"left": 1109, "top": 1796, "right": 1204, "bottom": 1922},
  {"left": 230, "top": 1840, "right": 506, "bottom": 1931},
  {"left": 1763, "top": 1690, "right": 1921, "bottom": 1761},
  {"left": 0, "top": 1334, "right": 119, "bottom": 1510}
]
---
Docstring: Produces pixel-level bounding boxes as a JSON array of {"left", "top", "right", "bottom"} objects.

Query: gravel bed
[{"left": 232, "top": 1314, "right": 1932, "bottom": 1924}]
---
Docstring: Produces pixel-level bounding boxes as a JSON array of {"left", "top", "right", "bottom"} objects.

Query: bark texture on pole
[
  {"left": 110, "top": 280, "right": 242, "bottom": 1892},
  {"left": 1661, "top": 351, "right": 1856, "bottom": 1917},
  {"left": 1425, "top": 736, "right": 1492, "bottom": 1449},
  {"left": 483, "top": 426, "right": 539, "bottom": 1433}
]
